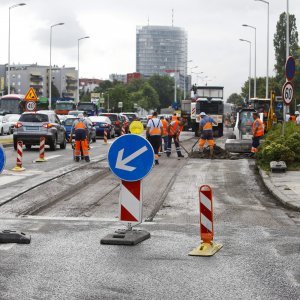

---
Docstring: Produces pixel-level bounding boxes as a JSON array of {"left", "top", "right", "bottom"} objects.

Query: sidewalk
[
  {"left": 259, "top": 168, "right": 300, "bottom": 211},
  {"left": 0, "top": 136, "right": 13, "bottom": 148}
]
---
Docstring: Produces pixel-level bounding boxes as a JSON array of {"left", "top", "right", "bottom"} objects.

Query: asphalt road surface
[{"left": 0, "top": 131, "right": 299, "bottom": 300}]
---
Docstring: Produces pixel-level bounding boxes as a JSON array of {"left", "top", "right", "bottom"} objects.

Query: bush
[{"left": 261, "top": 143, "right": 294, "bottom": 163}]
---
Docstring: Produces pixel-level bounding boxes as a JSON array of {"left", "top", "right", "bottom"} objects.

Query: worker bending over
[
  {"left": 198, "top": 112, "right": 217, "bottom": 159},
  {"left": 70, "top": 113, "right": 90, "bottom": 162},
  {"left": 146, "top": 111, "right": 163, "bottom": 165},
  {"left": 167, "top": 117, "right": 184, "bottom": 159},
  {"left": 251, "top": 112, "right": 264, "bottom": 154}
]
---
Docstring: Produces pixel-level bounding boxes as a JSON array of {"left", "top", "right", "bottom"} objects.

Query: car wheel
[
  {"left": 25, "top": 144, "right": 31, "bottom": 150},
  {"left": 0, "top": 128, "right": 3, "bottom": 136},
  {"left": 60, "top": 136, "right": 66, "bottom": 149},
  {"left": 50, "top": 136, "right": 57, "bottom": 151}
]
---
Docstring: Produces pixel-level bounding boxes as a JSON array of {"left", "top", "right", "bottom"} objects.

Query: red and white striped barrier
[
  {"left": 199, "top": 185, "right": 214, "bottom": 243},
  {"left": 12, "top": 141, "right": 25, "bottom": 171},
  {"left": 121, "top": 126, "right": 126, "bottom": 136},
  {"left": 119, "top": 180, "right": 142, "bottom": 225},
  {"left": 103, "top": 130, "right": 108, "bottom": 145},
  {"left": 189, "top": 185, "right": 222, "bottom": 256},
  {"left": 36, "top": 137, "right": 46, "bottom": 162}
]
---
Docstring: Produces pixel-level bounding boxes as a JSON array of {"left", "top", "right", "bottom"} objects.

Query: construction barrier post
[
  {"left": 189, "top": 185, "right": 222, "bottom": 256},
  {"left": 121, "top": 125, "right": 126, "bottom": 136},
  {"left": 103, "top": 129, "right": 108, "bottom": 145},
  {"left": 35, "top": 137, "right": 47, "bottom": 162},
  {"left": 100, "top": 179, "right": 150, "bottom": 245},
  {"left": 12, "top": 141, "right": 25, "bottom": 172}
]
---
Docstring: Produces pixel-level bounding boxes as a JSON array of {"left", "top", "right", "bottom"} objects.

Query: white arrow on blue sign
[
  {"left": 0, "top": 145, "right": 6, "bottom": 174},
  {"left": 108, "top": 134, "right": 154, "bottom": 181}
]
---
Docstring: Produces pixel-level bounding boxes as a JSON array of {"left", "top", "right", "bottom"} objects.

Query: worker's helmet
[
  {"left": 200, "top": 112, "right": 206, "bottom": 116},
  {"left": 78, "top": 113, "right": 84, "bottom": 120}
]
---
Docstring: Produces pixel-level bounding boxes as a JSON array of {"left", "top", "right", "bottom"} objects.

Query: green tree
[
  {"left": 274, "top": 12, "right": 299, "bottom": 80},
  {"left": 227, "top": 93, "right": 244, "bottom": 107},
  {"left": 126, "top": 78, "right": 145, "bottom": 93},
  {"left": 137, "top": 83, "right": 159, "bottom": 111},
  {"left": 148, "top": 75, "right": 174, "bottom": 109},
  {"left": 108, "top": 84, "right": 130, "bottom": 112},
  {"left": 241, "top": 77, "right": 281, "bottom": 100}
]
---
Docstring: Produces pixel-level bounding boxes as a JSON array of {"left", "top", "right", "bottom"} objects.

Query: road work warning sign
[{"left": 24, "top": 87, "right": 38, "bottom": 101}]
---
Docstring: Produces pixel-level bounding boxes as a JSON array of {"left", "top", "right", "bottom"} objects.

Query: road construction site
[{"left": 0, "top": 131, "right": 299, "bottom": 300}]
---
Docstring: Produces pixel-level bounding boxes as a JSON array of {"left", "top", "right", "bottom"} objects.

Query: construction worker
[
  {"left": 171, "top": 112, "right": 177, "bottom": 121},
  {"left": 160, "top": 115, "right": 169, "bottom": 153},
  {"left": 295, "top": 111, "right": 300, "bottom": 125},
  {"left": 251, "top": 112, "right": 264, "bottom": 154},
  {"left": 146, "top": 111, "right": 163, "bottom": 165},
  {"left": 70, "top": 113, "right": 90, "bottom": 162},
  {"left": 167, "top": 116, "right": 184, "bottom": 159},
  {"left": 198, "top": 112, "right": 217, "bottom": 159}
]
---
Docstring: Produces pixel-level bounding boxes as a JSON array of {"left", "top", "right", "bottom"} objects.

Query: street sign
[
  {"left": 282, "top": 81, "right": 294, "bottom": 106},
  {"left": 26, "top": 101, "right": 37, "bottom": 111},
  {"left": 129, "top": 121, "right": 144, "bottom": 135},
  {"left": 118, "top": 102, "right": 123, "bottom": 108},
  {"left": 24, "top": 87, "right": 38, "bottom": 101},
  {"left": 108, "top": 134, "right": 154, "bottom": 181},
  {"left": 285, "top": 56, "right": 296, "bottom": 81},
  {"left": 0, "top": 145, "right": 6, "bottom": 174}
]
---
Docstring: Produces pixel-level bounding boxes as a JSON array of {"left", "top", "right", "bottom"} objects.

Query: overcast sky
[{"left": 0, "top": 0, "right": 299, "bottom": 99}]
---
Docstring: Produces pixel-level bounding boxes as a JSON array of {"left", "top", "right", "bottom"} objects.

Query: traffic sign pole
[{"left": 101, "top": 134, "right": 154, "bottom": 245}]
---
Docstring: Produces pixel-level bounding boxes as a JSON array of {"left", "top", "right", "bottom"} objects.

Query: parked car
[
  {"left": 120, "top": 114, "right": 130, "bottom": 133},
  {"left": 68, "top": 110, "right": 84, "bottom": 117},
  {"left": 62, "top": 116, "right": 96, "bottom": 143},
  {"left": 13, "top": 111, "right": 66, "bottom": 151},
  {"left": 89, "top": 116, "right": 115, "bottom": 139},
  {"left": 98, "top": 113, "right": 124, "bottom": 136},
  {"left": 120, "top": 112, "right": 138, "bottom": 124},
  {"left": 140, "top": 117, "right": 148, "bottom": 128},
  {"left": 0, "top": 115, "right": 10, "bottom": 135},
  {"left": 3, "top": 114, "right": 20, "bottom": 134}
]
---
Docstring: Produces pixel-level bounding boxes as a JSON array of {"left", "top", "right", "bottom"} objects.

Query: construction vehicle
[
  {"left": 191, "top": 86, "right": 224, "bottom": 137},
  {"left": 225, "top": 108, "right": 257, "bottom": 153}
]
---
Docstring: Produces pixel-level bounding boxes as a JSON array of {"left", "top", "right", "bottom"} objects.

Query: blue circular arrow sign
[
  {"left": 0, "top": 145, "right": 6, "bottom": 174},
  {"left": 285, "top": 56, "right": 296, "bottom": 81},
  {"left": 108, "top": 135, "right": 154, "bottom": 181}
]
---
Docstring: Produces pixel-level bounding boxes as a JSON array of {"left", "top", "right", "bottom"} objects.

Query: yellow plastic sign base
[
  {"left": 103, "top": 142, "right": 108, "bottom": 145},
  {"left": 189, "top": 242, "right": 223, "bottom": 257},
  {"left": 35, "top": 158, "right": 47, "bottom": 162},
  {"left": 129, "top": 121, "right": 144, "bottom": 135},
  {"left": 12, "top": 165, "right": 26, "bottom": 172}
]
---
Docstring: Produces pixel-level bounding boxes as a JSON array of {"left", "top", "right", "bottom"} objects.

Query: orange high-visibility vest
[
  {"left": 75, "top": 121, "right": 87, "bottom": 130},
  {"left": 161, "top": 119, "right": 168, "bottom": 136},
  {"left": 202, "top": 117, "right": 213, "bottom": 130},
  {"left": 149, "top": 118, "right": 161, "bottom": 136},
  {"left": 171, "top": 115, "right": 177, "bottom": 121},
  {"left": 169, "top": 120, "right": 179, "bottom": 136},
  {"left": 252, "top": 118, "right": 264, "bottom": 137}
]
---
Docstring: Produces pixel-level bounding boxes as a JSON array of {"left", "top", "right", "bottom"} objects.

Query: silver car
[{"left": 13, "top": 110, "right": 66, "bottom": 151}]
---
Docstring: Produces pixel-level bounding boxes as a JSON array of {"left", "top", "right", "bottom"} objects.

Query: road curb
[{"left": 258, "top": 167, "right": 300, "bottom": 211}]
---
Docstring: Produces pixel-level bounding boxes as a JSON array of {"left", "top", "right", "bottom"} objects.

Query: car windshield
[
  {"left": 100, "top": 114, "right": 118, "bottom": 121},
  {"left": 65, "top": 118, "right": 77, "bottom": 126},
  {"left": 68, "top": 111, "right": 83, "bottom": 116},
  {"left": 19, "top": 113, "right": 49, "bottom": 123},
  {"left": 77, "top": 103, "right": 95, "bottom": 110},
  {"left": 240, "top": 112, "right": 254, "bottom": 126},
  {"left": 56, "top": 103, "right": 74, "bottom": 110},
  {"left": 123, "top": 114, "right": 136, "bottom": 121}
]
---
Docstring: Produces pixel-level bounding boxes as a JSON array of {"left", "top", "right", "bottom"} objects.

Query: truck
[
  {"left": 191, "top": 86, "right": 224, "bottom": 137},
  {"left": 55, "top": 100, "right": 76, "bottom": 115},
  {"left": 77, "top": 102, "right": 98, "bottom": 116}
]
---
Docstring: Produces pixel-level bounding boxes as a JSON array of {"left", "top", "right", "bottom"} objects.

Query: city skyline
[{"left": 0, "top": 0, "right": 300, "bottom": 99}]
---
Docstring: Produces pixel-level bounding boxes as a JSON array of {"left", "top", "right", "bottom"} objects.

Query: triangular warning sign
[{"left": 24, "top": 87, "right": 38, "bottom": 101}]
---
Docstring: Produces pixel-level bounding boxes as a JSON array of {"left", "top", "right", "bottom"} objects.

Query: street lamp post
[
  {"left": 77, "top": 36, "right": 90, "bottom": 104},
  {"left": 239, "top": 39, "right": 252, "bottom": 101},
  {"left": 255, "top": 0, "right": 269, "bottom": 99},
  {"left": 243, "top": 24, "right": 257, "bottom": 98},
  {"left": 183, "top": 60, "right": 192, "bottom": 100},
  {"left": 8, "top": 3, "right": 26, "bottom": 95},
  {"left": 49, "top": 22, "right": 64, "bottom": 110}
]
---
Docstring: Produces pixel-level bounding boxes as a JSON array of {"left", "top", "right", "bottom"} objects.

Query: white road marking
[{"left": 45, "top": 155, "right": 61, "bottom": 160}]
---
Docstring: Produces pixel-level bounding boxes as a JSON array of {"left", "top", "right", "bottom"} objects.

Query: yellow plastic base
[
  {"left": 35, "top": 158, "right": 47, "bottom": 162},
  {"left": 103, "top": 142, "right": 108, "bottom": 145},
  {"left": 189, "top": 242, "right": 223, "bottom": 257},
  {"left": 12, "top": 166, "right": 26, "bottom": 172}
]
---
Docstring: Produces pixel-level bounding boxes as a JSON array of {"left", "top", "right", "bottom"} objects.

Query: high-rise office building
[{"left": 136, "top": 25, "right": 188, "bottom": 92}]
